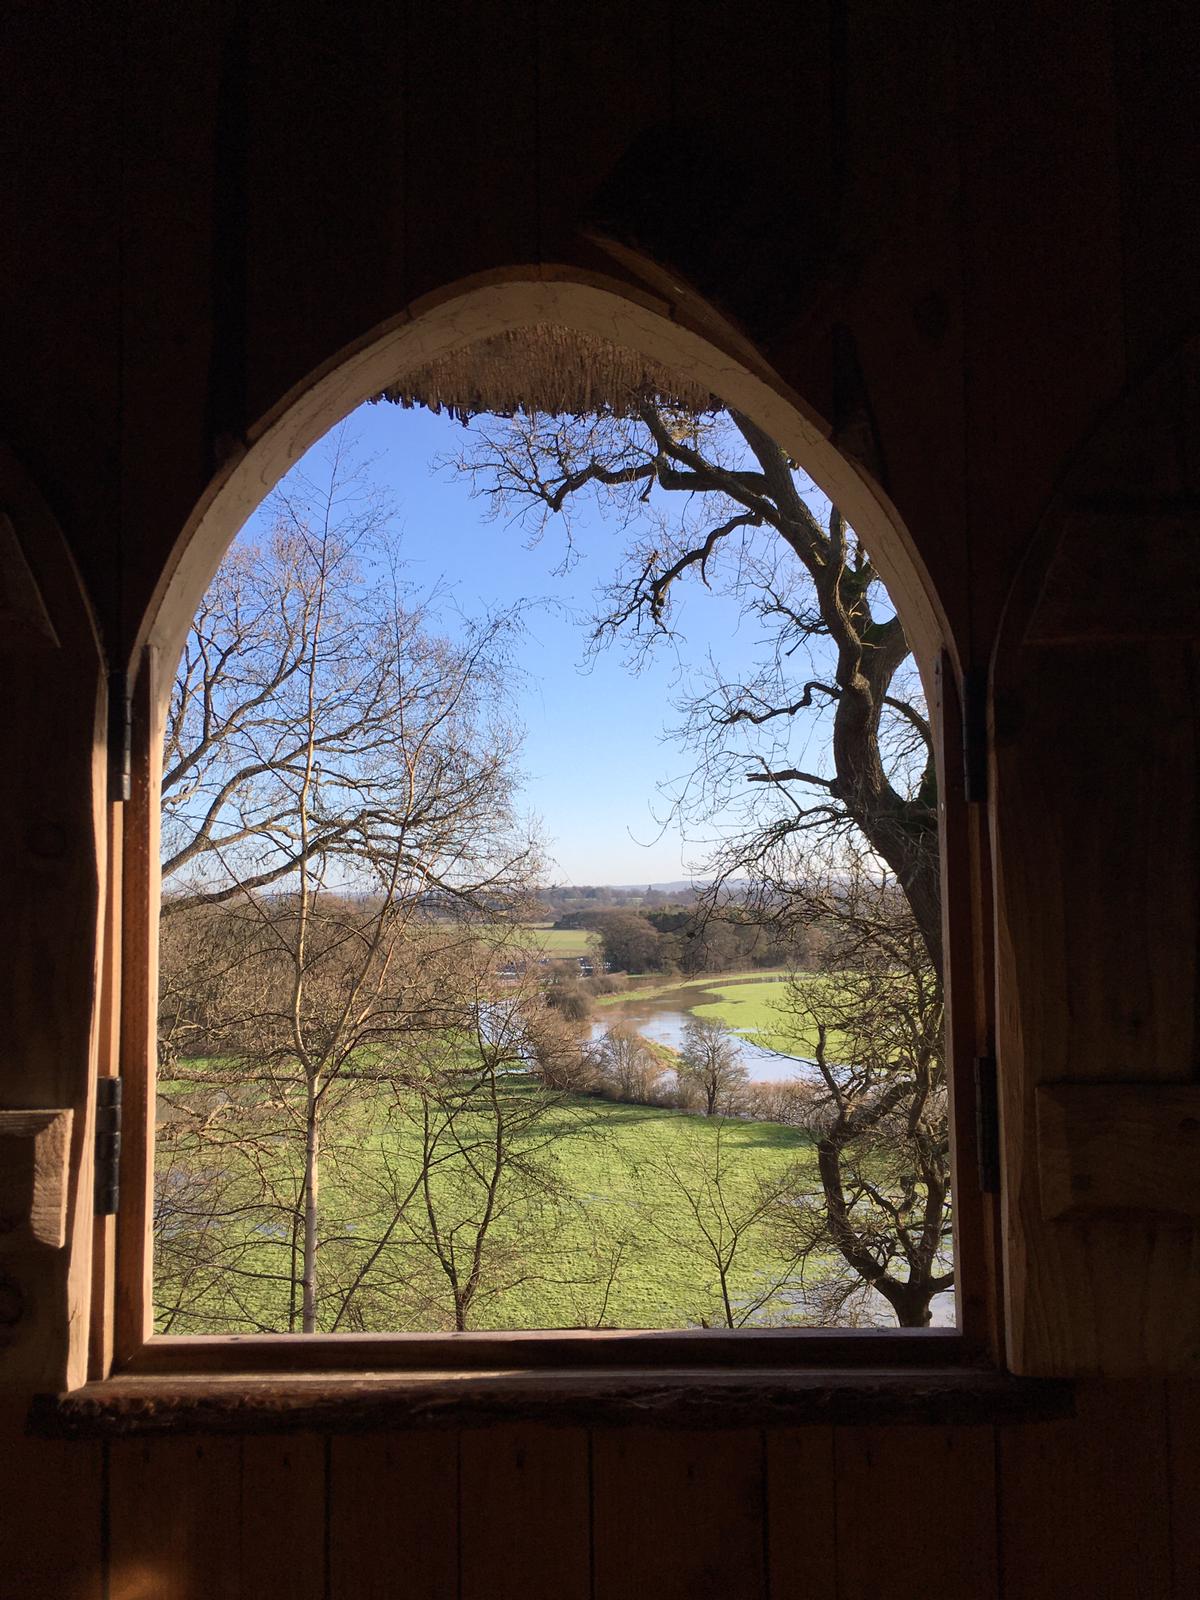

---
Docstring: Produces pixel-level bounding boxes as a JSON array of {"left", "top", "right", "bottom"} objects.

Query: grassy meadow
[
  {"left": 526, "top": 924, "right": 595, "bottom": 955},
  {"left": 488, "top": 922, "right": 596, "bottom": 956},
  {"left": 155, "top": 964, "right": 864, "bottom": 1336},
  {"left": 154, "top": 1070, "right": 824, "bottom": 1335},
  {"left": 690, "top": 976, "right": 853, "bottom": 1059},
  {"left": 592, "top": 971, "right": 786, "bottom": 1006}
]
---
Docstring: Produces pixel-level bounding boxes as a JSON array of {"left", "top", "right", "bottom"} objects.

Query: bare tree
[
  {"left": 593, "top": 1025, "right": 666, "bottom": 1104},
  {"left": 154, "top": 927, "right": 597, "bottom": 1335},
  {"left": 380, "top": 956, "right": 591, "bottom": 1331},
  {"left": 156, "top": 439, "right": 540, "bottom": 1333},
  {"left": 770, "top": 853, "right": 952, "bottom": 1327},
  {"left": 441, "top": 397, "right": 949, "bottom": 1324},
  {"left": 162, "top": 434, "right": 533, "bottom": 917},
  {"left": 676, "top": 1016, "right": 748, "bottom": 1116},
  {"left": 444, "top": 404, "right": 939, "bottom": 971},
  {"left": 629, "top": 1119, "right": 800, "bottom": 1328}
]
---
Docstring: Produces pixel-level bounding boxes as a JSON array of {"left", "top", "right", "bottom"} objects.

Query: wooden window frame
[{"left": 94, "top": 642, "right": 1003, "bottom": 1386}]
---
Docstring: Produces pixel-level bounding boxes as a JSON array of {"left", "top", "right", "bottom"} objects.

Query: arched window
[{"left": 103, "top": 274, "right": 993, "bottom": 1373}]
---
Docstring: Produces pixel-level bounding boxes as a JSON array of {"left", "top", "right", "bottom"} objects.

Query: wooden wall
[
  {"left": 3, "top": 1380, "right": 1198, "bottom": 1599},
  {"left": 2, "top": 1, "right": 1199, "bottom": 1594}
]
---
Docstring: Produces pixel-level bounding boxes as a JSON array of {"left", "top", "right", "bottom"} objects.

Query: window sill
[{"left": 31, "top": 1367, "right": 1073, "bottom": 1438}]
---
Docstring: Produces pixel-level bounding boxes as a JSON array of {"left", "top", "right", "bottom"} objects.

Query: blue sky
[{"left": 237, "top": 400, "right": 817, "bottom": 886}]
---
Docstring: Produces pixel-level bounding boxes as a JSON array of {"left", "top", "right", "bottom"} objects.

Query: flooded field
[{"left": 591, "top": 974, "right": 819, "bottom": 1083}]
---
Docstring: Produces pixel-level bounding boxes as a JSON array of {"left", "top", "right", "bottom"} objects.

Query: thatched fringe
[{"left": 376, "top": 324, "right": 719, "bottom": 421}]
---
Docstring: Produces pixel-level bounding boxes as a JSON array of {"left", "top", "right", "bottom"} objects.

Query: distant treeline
[
  {"left": 552, "top": 904, "right": 828, "bottom": 976},
  {"left": 537, "top": 884, "right": 701, "bottom": 921}
]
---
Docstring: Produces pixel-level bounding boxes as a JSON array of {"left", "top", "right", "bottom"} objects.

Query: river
[{"left": 589, "top": 975, "right": 820, "bottom": 1083}]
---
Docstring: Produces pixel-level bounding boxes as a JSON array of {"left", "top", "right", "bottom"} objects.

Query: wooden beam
[
  {"left": 0, "top": 1109, "right": 73, "bottom": 1250},
  {"left": 0, "top": 512, "right": 59, "bottom": 647},
  {"left": 30, "top": 1368, "right": 1074, "bottom": 1438},
  {"left": 1037, "top": 1083, "right": 1200, "bottom": 1219}
]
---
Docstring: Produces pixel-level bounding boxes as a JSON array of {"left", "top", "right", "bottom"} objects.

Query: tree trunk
[
  {"left": 816, "top": 1137, "right": 938, "bottom": 1329},
  {"left": 883, "top": 1282, "right": 935, "bottom": 1328},
  {"left": 301, "top": 1081, "right": 320, "bottom": 1333}
]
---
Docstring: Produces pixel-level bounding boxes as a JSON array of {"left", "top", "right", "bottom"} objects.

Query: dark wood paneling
[
  {"left": 834, "top": 1425, "right": 998, "bottom": 1600},
  {"left": 109, "top": 1436, "right": 242, "bottom": 1600},
  {"left": 327, "top": 1431, "right": 458, "bottom": 1600},
  {"left": 460, "top": 1425, "right": 590, "bottom": 1600},
  {"left": 241, "top": 0, "right": 405, "bottom": 436},
  {"left": 117, "top": 3, "right": 225, "bottom": 655},
  {"left": 994, "top": 640, "right": 1200, "bottom": 1369},
  {"left": 766, "top": 1428, "right": 838, "bottom": 1600},
  {"left": 957, "top": 0, "right": 1127, "bottom": 647},
  {"left": 30, "top": 1391, "right": 1199, "bottom": 1597},
  {"left": 0, "top": 1406, "right": 103, "bottom": 1600},
  {"left": 403, "top": 0, "right": 539, "bottom": 303},
  {"left": 1036, "top": 1083, "right": 1200, "bottom": 1220},
  {"left": 239, "top": 1434, "right": 326, "bottom": 1600},
  {"left": 991, "top": 346, "right": 1200, "bottom": 1377},
  {"left": 592, "top": 1427, "right": 766, "bottom": 1600},
  {"left": 1, "top": 5, "right": 122, "bottom": 644},
  {"left": 0, "top": 454, "right": 107, "bottom": 1391},
  {"left": 999, "top": 1380, "right": 1172, "bottom": 1599},
  {"left": 1113, "top": 0, "right": 1200, "bottom": 374},
  {"left": 536, "top": 0, "right": 663, "bottom": 254}
]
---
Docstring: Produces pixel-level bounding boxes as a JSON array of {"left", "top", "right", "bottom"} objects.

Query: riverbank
[{"left": 592, "top": 969, "right": 849, "bottom": 1078}]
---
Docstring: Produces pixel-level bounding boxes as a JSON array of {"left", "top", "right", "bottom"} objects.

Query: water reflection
[{"left": 590, "top": 990, "right": 820, "bottom": 1083}]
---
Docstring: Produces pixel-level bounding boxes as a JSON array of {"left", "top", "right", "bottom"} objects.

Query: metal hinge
[
  {"left": 974, "top": 1056, "right": 1001, "bottom": 1195},
  {"left": 108, "top": 668, "right": 131, "bottom": 803},
  {"left": 95, "top": 1077, "right": 122, "bottom": 1216},
  {"left": 962, "top": 666, "right": 988, "bottom": 804}
]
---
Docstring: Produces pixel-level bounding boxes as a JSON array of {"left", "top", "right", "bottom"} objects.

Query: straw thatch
[{"left": 376, "top": 324, "right": 719, "bottom": 421}]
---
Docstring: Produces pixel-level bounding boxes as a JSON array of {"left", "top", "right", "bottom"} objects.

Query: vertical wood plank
[
  {"left": 116, "top": 0, "right": 224, "bottom": 619},
  {"left": 592, "top": 1427, "right": 765, "bottom": 1600},
  {"left": 239, "top": 1433, "right": 326, "bottom": 1600},
  {"left": 958, "top": 0, "right": 1126, "bottom": 642},
  {"left": 1112, "top": 1, "right": 1200, "bottom": 374},
  {"left": 403, "top": 0, "right": 538, "bottom": 299},
  {"left": 935, "top": 655, "right": 1002, "bottom": 1353},
  {"left": 1168, "top": 1378, "right": 1200, "bottom": 1599},
  {"left": 328, "top": 1431, "right": 458, "bottom": 1600},
  {"left": 535, "top": 0, "right": 663, "bottom": 254},
  {"left": 999, "top": 1379, "right": 1171, "bottom": 1599},
  {"left": 90, "top": 802, "right": 123, "bottom": 1380},
  {"left": 0, "top": 457, "right": 108, "bottom": 1391},
  {"left": 242, "top": 0, "right": 404, "bottom": 428},
  {"left": 766, "top": 1428, "right": 837, "bottom": 1600},
  {"left": 115, "top": 657, "right": 160, "bottom": 1362},
  {"left": 834, "top": 1425, "right": 997, "bottom": 1600},
  {"left": 0, "top": 1403, "right": 103, "bottom": 1600},
  {"left": 991, "top": 356, "right": 1200, "bottom": 1376},
  {"left": 460, "top": 1425, "right": 589, "bottom": 1600},
  {"left": 109, "top": 1436, "right": 242, "bottom": 1600}
]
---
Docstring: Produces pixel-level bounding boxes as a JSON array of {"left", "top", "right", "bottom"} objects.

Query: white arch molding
[{"left": 142, "top": 267, "right": 951, "bottom": 698}]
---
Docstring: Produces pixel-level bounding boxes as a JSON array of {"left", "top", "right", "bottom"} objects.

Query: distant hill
[
  {"left": 611, "top": 879, "right": 697, "bottom": 893},
  {"left": 540, "top": 878, "right": 748, "bottom": 895}
]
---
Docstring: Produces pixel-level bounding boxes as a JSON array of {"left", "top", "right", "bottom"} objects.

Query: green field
[
  {"left": 595, "top": 969, "right": 790, "bottom": 1006},
  {"left": 690, "top": 976, "right": 850, "bottom": 1057},
  {"left": 154, "top": 1073, "right": 824, "bottom": 1335},
  {"left": 488, "top": 923, "right": 596, "bottom": 956},
  {"left": 525, "top": 923, "right": 595, "bottom": 955}
]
